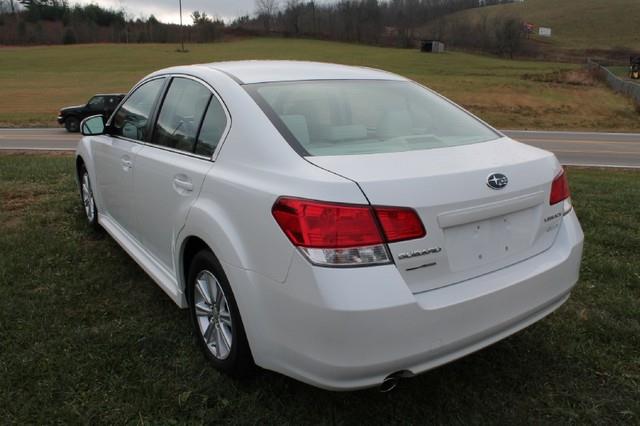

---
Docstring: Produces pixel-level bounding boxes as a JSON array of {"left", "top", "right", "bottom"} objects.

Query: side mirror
[{"left": 81, "top": 115, "right": 105, "bottom": 136}]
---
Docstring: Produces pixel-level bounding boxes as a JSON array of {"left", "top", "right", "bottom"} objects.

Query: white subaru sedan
[{"left": 75, "top": 61, "right": 583, "bottom": 391}]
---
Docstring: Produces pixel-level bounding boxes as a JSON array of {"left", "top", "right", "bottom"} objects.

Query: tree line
[
  {"left": 0, "top": 0, "right": 528, "bottom": 58},
  {"left": 243, "top": 0, "right": 526, "bottom": 56},
  {"left": 0, "top": 0, "right": 224, "bottom": 45},
  {"left": 246, "top": 0, "right": 482, "bottom": 46}
]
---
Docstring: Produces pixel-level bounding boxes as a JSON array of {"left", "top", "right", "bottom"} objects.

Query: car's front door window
[
  {"left": 151, "top": 77, "right": 211, "bottom": 153},
  {"left": 111, "top": 78, "right": 165, "bottom": 142}
]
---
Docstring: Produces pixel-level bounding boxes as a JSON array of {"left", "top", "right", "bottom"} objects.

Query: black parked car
[{"left": 58, "top": 93, "right": 125, "bottom": 132}]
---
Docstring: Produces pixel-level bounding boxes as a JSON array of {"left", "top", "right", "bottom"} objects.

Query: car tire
[
  {"left": 188, "top": 250, "right": 255, "bottom": 377},
  {"left": 79, "top": 164, "right": 99, "bottom": 229},
  {"left": 65, "top": 116, "right": 80, "bottom": 132}
]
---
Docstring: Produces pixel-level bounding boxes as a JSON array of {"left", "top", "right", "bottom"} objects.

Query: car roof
[
  {"left": 199, "top": 60, "right": 407, "bottom": 84},
  {"left": 93, "top": 93, "right": 126, "bottom": 97}
]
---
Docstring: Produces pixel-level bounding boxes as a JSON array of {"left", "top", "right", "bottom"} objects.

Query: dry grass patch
[
  {"left": 0, "top": 184, "right": 51, "bottom": 229},
  {"left": 2, "top": 215, "right": 23, "bottom": 230},
  {"left": 522, "top": 69, "right": 599, "bottom": 86},
  {"left": 1, "top": 186, "right": 49, "bottom": 212}
]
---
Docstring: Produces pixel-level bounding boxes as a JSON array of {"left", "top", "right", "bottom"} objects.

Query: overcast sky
[{"left": 73, "top": 0, "right": 328, "bottom": 24}]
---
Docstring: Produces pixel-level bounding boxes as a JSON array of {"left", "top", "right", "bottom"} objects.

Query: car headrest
[
  {"left": 376, "top": 110, "right": 413, "bottom": 139},
  {"left": 324, "top": 125, "right": 367, "bottom": 142}
]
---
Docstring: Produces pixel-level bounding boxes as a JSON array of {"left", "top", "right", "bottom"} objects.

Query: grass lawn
[
  {"left": 0, "top": 153, "right": 638, "bottom": 423},
  {"left": 1, "top": 38, "right": 639, "bottom": 131}
]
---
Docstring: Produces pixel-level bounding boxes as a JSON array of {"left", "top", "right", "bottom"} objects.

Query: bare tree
[
  {"left": 495, "top": 17, "right": 524, "bottom": 59},
  {"left": 118, "top": 0, "right": 132, "bottom": 43},
  {"left": 284, "top": 0, "right": 302, "bottom": 35},
  {"left": 191, "top": 10, "right": 213, "bottom": 25},
  {"left": 191, "top": 10, "right": 224, "bottom": 42},
  {"left": 255, "top": 0, "right": 278, "bottom": 32}
]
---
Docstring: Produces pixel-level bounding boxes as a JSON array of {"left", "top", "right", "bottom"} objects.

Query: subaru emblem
[{"left": 487, "top": 173, "right": 508, "bottom": 190}]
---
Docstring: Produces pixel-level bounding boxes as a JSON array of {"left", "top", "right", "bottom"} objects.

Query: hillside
[{"left": 424, "top": 0, "right": 640, "bottom": 52}]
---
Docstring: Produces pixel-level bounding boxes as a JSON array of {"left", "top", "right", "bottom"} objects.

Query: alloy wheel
[
  {"left": 193, "top": 270, "right": 233, "bottom": 360},
  {"left": 81, "top": 172, "right": 96, "bottom": 222}
]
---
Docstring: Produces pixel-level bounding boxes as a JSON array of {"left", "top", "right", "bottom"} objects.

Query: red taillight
[
  {"left": 550, "top": 168, "right": 570, "bottom": 205},
  {"left": 272, "top": 197, "right": 426, "bottom": 266},
  {"left": 374, "top": 206, "right": 426, "bottom": 242},
  {"left": 271, "top": 198, "right": 383, "bottom": 248}
]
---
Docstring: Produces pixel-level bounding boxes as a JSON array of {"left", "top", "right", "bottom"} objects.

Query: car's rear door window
[
  {"left": 111, "top": 78, "right": 165, "bottom": 142},
  {"left": 151, "top": 77, "right": 212, "bottom": 153},
  {"left": 194, "top": 95, "right": 228, "bottom": 157}
]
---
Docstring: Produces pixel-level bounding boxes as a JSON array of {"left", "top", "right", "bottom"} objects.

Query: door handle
[
  {"left": 121, "top": 158, "right": 133, "bottom": 169},
  {"left": 173, "top": 176, "right": 193, "bottom": 192}
]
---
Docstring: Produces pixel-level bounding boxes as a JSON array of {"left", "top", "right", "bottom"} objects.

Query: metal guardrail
[{"left": 587, "top": 58, "right": 640, "bottom": 106}]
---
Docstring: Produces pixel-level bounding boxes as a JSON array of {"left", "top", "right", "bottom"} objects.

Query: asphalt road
[
  {"left": 0, "top": 128, "right": 79, "bottom": 151},
  {"left": 1, "top": 128, "right": 639, "bottom": 168},
  {"left": 503, "top": 130, "right": 640, "bottom": 168}
]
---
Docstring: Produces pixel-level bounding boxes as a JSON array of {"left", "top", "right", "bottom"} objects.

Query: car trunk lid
[{"left": 306, "top": 138, "right": 565, "bottom": 294}]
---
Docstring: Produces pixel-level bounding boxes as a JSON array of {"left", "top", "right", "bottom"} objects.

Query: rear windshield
[{"left": 246, "top": 80, "right": 499, "bottom": 156}]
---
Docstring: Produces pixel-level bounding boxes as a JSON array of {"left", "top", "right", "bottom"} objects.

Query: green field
[
  {"left": 430, "top": 0, "right": 640, "bottom": 51},
  {"left": 1, "top": 38, "right": 639, "bottom": 131},
  {"left": 0, "top": 153, "right": 638, "bottom": 423}
]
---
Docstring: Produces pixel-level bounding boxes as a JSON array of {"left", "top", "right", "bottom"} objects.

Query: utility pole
[{"left": 179, "top": 0, "right": 185, "bottom": 52}]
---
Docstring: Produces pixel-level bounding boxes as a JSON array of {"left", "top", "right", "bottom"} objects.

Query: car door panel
[
  {"left": 92, "top": 135, "right": 142, "bottom": 233},
  {"left": 133, "top": 147, "right": 213, "bottom": 273},
  {"left": 131, "top": 76, "right": 227, "bottom": 275},
  {"left": 94, "top": 77, "right": 166, "bottom": 237}
]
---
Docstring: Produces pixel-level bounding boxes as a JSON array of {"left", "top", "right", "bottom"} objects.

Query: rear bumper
[
  {"left": 57, "top": 116, "right": 64, "bottom": 124},
  {"left": 228, "top": 210, "right": 583, "bottom": 391}
]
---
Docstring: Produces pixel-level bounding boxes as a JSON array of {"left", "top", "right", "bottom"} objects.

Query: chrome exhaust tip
[
  {"left": 379, "top": 370, "right": 413, "bottom": 392},
  {"left": 379, "top": 375, "right": 400, "bottom": 393}
]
